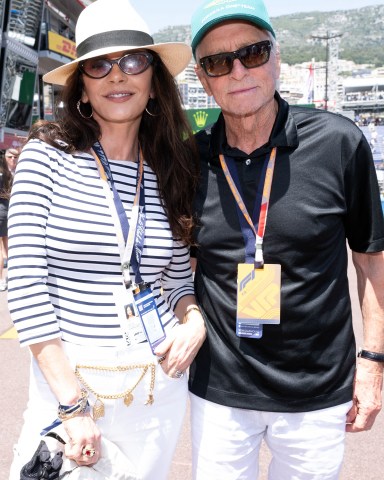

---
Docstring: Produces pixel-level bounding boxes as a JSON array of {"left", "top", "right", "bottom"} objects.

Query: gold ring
[
  {"left": 157, "top": 355, "right": 166, "bottom": 365},
  {"left": 82, "top": 446, "right": 96, "bottom": 457}
]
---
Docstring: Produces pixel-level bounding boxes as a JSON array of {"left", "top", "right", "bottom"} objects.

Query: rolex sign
[{"left": 185, "top": 108, "right": 221, "bottom": 133}]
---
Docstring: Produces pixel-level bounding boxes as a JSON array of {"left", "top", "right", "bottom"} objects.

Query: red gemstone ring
[{"left": 82, "top": 446, "right": 96, "bottom": 457}]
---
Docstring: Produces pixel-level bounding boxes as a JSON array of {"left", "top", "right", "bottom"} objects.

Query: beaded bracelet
[{"left": 58, "top": 389, "right": 89, "bottom": 421}]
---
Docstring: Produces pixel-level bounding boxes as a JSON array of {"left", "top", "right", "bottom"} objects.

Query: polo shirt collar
[{"left": 209, "top": 92, "right": 299, "bottom": 160}]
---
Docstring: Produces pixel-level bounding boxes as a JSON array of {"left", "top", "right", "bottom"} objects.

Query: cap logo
[
  {"left": 201, "top": 2, "right": 256, "bottom": 25},
  {"left": 204, "top": 0, "right": 237, "bottom": 7}
]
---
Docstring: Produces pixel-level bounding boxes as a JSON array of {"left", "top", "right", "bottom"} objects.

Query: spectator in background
[
  {"left": 0, "top": 151, "right": 14, "bottom": 290},
  {"left": 370, "top": 127, "right": 378, "bottom": 153},
  {"left": 4, "top": 147, "right": 20, "bottom": 175}
]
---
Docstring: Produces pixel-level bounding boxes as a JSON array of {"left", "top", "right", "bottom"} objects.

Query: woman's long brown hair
[{"left": 28, "top": 52, "right": 199, "bottom": 245}]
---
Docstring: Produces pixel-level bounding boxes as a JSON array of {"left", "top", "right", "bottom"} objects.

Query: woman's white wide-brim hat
[{"left": 43, "top": 0, "right": 192, "bottom": 86}]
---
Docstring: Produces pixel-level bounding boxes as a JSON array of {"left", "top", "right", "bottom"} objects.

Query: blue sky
[{"left": 130, "top": 1, "right": 383, "bottom": 34}]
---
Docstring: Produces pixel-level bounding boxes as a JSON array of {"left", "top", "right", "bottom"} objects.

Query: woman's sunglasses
[
  {"left": 199, "top": 40, "right": 272, "bottom": 77},
  {"left": 79, "top": 52, "right": 154, "bottom": 79}
]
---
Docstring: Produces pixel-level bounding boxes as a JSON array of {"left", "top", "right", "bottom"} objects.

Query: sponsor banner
[
  {"left": 47, "top": 31, "right": 76, "bottom": 60},
  {"left": 185, "top": 108, "right": 221, "bottom": 133}
]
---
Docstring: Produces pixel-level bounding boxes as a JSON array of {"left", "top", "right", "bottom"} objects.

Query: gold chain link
[{"left": 74, "top": 363, "right": 156, "bottom": 420}]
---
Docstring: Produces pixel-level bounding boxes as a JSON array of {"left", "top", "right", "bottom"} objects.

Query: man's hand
[{"left": 346, "top": 360, "right": 383, "bottom": 432}]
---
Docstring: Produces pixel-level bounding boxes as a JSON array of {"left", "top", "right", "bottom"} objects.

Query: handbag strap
[{"left": 46, "top": 431, "right": 66, "bottom": 444}]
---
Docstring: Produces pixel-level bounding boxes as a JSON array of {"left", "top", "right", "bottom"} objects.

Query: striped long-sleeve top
[{"left": 7, "top": 139, "right": 194, "bottom": 347}]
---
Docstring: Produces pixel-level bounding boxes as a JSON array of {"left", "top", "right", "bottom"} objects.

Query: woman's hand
[
  {"left": 29, "top": 339, "right": 102, "bottom": 464},
  {"left": 63, "top": 412, "right": 101, "bottom": 465},
  {"left": 155, "top": 307, "right": 206, "bottom": 378}
]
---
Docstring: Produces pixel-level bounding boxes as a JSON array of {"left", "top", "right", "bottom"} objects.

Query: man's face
[
  {"left": 5, "top": 149, "right": 19, "bottom": 172},
  {"left": 195, "top": 21, "right": 280, "bottom": 119}
]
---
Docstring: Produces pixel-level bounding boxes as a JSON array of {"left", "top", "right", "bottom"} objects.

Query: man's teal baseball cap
[{"left": 191, "top": 0, "right": 276, "bottom": 55}]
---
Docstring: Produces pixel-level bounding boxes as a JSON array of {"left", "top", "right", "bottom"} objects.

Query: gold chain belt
[{"left": 75, "top": 363, "right": 156, "bottom": 421}]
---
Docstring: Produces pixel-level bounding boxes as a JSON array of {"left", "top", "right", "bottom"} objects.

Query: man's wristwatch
[{"left": 357, "top": 348, "right": 384, "bottom": 363}]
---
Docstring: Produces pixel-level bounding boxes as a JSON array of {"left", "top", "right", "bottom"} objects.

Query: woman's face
[{"left": 80, "top": 50, "right": 154, "bottom": 129}]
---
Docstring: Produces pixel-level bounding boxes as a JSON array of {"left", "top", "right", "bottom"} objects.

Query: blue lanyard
[{"left": 92, "top": 142, "right": 145, "bottom": 285}]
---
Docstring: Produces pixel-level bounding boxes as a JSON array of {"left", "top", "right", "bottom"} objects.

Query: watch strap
[{"left": 357, "top": 348, "right": 384, "bottom": 363}]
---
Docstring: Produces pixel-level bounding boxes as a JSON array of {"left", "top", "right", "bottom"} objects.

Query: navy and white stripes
[{"left": 7, "top": 139, "right": 194, "bottom": 347}]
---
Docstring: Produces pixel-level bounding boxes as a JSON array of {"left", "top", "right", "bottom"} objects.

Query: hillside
[{"left": 153, "top": 4, "right": 384, "bottom": 67}]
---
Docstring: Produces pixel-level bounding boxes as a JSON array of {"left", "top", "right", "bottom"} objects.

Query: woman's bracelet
[
  {"left": 183, "top": 306, "right": 202, "bottom": 324},
  {"left": 57, "top": 389, "right": 89, "bottom": 421}
]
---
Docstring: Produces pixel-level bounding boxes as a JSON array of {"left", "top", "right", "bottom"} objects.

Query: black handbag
[
  {"left": 20, "top": 432, "right": 65, "bottom": 480},
  {"left": 19, "top": 429, "right": 141, "bottom": 479}
]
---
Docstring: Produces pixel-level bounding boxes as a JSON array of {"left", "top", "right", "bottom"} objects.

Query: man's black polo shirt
[{"left": 189, "top": 93, "right": 384, "bottom": 412}]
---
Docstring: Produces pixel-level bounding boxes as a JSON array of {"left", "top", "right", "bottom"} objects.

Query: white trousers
[
  {"left": 190, "top": 393, "right": 352, "bottom": 480},
  {"left": 10, "top": 342, "right": 187, "bottom": 480}
]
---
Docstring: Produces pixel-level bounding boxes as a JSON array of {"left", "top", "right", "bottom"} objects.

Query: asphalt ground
[{"left": 1, "top": 249, "right": 383, "bottom": 479}]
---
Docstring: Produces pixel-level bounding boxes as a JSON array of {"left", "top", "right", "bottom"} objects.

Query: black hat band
[{"left": 77, "top": 30, "right": 154, "bottom": 57}]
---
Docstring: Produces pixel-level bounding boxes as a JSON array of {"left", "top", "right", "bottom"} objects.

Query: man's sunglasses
[
  {"left": 79, "top": 52, "right": 154, "bottom": 79},
  {"left": 199, "top": 40, "right": 272, "bottom": 77}
]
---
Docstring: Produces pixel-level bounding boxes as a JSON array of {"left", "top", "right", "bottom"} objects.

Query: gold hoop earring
[
  {"left": 145, "top": 98, "right": 159, "bottom": 117},
  {"left": 76, "top": 100, "right": 93, "bottom": 119}
]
